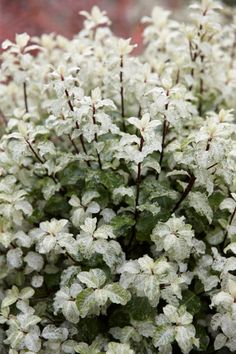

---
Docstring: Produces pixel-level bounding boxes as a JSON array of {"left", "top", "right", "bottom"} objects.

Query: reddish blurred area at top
[{"left": 0, "top": 0, "right": 181, "bottom": 49}]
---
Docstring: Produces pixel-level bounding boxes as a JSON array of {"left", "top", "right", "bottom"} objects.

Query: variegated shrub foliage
[{"left": 0, "top": 1, "right": 236, "bottom": 353}]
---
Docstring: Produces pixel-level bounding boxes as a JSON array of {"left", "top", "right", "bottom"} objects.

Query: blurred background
[{"left": 0, "top": 0, "right": 236, "bottom": 47}]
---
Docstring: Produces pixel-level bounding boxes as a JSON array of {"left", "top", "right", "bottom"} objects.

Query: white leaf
[
  {"left": 175, "top": 325, "right": 197, "bottom": 354},
  {"left": 1, "top": 286, "right": 19, "bottom": 308},
  {"left": 188, "top": 192, "right": 213, "bottom": 223},
  {"left": 42, "top": 325, "right": 69, "bottom": 341},
  {"left": 214, "top": 333, "right": 227, "bottom": 350},
  {"left": 77, "top": 269, "right": 106, "bottom": 288},
  {"left": 62, "top": 301, "right": 80, "bottom": 323},
  {"left": 104, "top": 283, "right": 131, "bottom": 305},
  {"left": 19, "top": 287, "right": 35, "bottom": 300},
  {"left": 153, "top": 325, "right": 175, "bottom": 348},
  {"left": 24, "top": 331, "right": 41, "bottom": 352}
]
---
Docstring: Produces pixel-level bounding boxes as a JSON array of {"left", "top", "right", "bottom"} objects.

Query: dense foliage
[{"left": 0, "top": 1, "right": 236, "bottom": 353}]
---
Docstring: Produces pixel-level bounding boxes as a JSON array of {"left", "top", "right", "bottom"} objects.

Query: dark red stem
[
  {"left": 92, "top": 104, "right": 102, "bottom": 170},
  {"left": 23, "top": 82, "right": 29, "bottom": 113},
  {"left": 172, "top": 172, "right": 196, "bottom": 214}
]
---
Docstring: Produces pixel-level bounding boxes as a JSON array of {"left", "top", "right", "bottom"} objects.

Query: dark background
[
  {"left": 0, "top": 0, "right": 236, "bottom": 47},
  {"left": 0, "top": 0, "right": 185, "bottom": 46}
]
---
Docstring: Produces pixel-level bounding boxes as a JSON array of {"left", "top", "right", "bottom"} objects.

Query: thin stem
[
  {"left": 25, "top": 138, "right": 58, "bottom": 184},
  {"left": 92, "top": 104, "right": 102, "bottom": 170},
  {"left": 229, "top": 207, "right": 236, "bottom": 229},
  {"left": 175, "top": 68, "right": 180, "bottom": 85},
  {"left": 0, "top": 110, "right": 7, "bottom": 126},
  {"left": 157, "top": 90, "right": 169, "bottom": 179},
  {"left": 62, "top": 114, "right": 79, "bottom": 154},
  {"left": 188, "top": 40, "right": 198, "bottom": 90},
  {"left": 128, "top": 135, "right": 144, "bottom": 249},
  {"left": 188, "top": 40, "right": 194, "bottom": 61},
  {"left": 138, "top": 105, "right": 142, "bottom": 118},
  {"left": 230, "top": 31, "right": 236, "bottom": 69},
  {"left": 65, "top": 88, "right": 74, "bottom": 112},
  {"left": 61, "top": 74, "right": 90, "bottom": 164},
  {"left": 223, "top": 206, "right": 236, "bottom": 247},
  {"left": 159, "top": 118, "right": 169, "bottom": 168},
  {"left": 25, "top": 139, "right": 45, "bottom": 164},
  {"left": 75, "top": 121, "right": 90, "bottom": 159},
  {"left": 23, "top": 82, "right": 29, "bottom": 113},
  {"left": 172, "top": 172, "right": 196, "bottom": 214},
  {"left": 120, "top": 54, "right": 126, "bottom": 131},
  {"left": 61, "top": 114, "right": 80, "bottom": 154},
  {"left": 68, "top": 134, "right": 80, "bottom": 154},
  {"left": 225, "top": 31, "right": 236, "bottom": 84},
  {"left": 198, "top": 55, "right": 205, "bottom": 116},
  {"left": 206, "top": 136, "right": 212, "bottom": 151},
  {"left": 207, "top": 162, "right": 218, "bottom": 170}
]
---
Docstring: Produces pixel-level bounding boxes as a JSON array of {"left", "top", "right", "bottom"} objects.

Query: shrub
[{"left": 0, "top": 1, "right": 236, "bottom": 353}]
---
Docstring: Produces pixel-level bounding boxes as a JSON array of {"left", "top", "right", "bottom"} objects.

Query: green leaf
[
  {"left": 44, "top": 273, "right": 60, "bottom": 289},
  {"left": 44, "top": 194, "right": 70, "bottom": 217},
  {"left": 110, "top": 215, "right": 135, "bottom": 237},
  {"left": 108, "top": 308, "right": 130, "bottom": 328},
  {"left": 76, "top": 317, "right": 106, "bottom": 343},
  {"left": 76, "top": 288, "right": 94, "bottom": 317},
  {"left": 58, "top": 162, "right": 85, "bottom": 187},
  {"left": 136, "top": 212, "right": 156, "bottom": 241},
  {"left": 209, "top": 192, "right": 225, "bottom": 209},
  {"left": 180, "top": 290, "right": 201, "bottom": 315},
  {"left": 86, "top": 170, "right": 124, "bottom": 193},
  {"left": 99, "top": 170, "right": 124, "bottom": 191},
  {"left": 125, "top": 296, "right": 155, "bottom": 321},
  {"left": 195, "top": 324, "right": 210, "bottom": 352},
  {"left": 28, "top": 208, "right": 45, "bottom": 224}
]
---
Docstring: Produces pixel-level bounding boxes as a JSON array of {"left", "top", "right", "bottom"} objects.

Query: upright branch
[
  {"left": 75, "top": 121, "right": 91, "bottom": 167},
  {"left": 157, "top": 90, "right": 169, "bottom": 179},
  {"left": 120, "top": 54, "right": 126, "bottom": 131},
  {"left": 226, "top": 30, "right": 236, "bottom": 84},
  {"left": 92, "top": 104, "right": 102, "bottom": 170},
  {"left": 0, "top": 110, "right": 7, "bottom": 126},
  {"left": 175, "top": 68, "right": 180, "bottom": 85},
  {"left": 172, "top": 172, "right": 196, "bottom": 214},
  {"left": 128, "top": 134, "right": 144, "bottom": 248},
  {"left": 190, "top": 10, "right": 208, "bottom": 110},
  {"left": 64, "top": 88, "right": 74, "bottom": 112},
  {"left": 230, "top": 31, "right": 236, "bottom": 69},
  {"left": 188, "top": 40, "right": 198, "bottom": 90},
  {"left": 230, "top": 31, "right": 236, "bottom": 70},
  {"left": 61, "top": 114, "right": 80, "bottom": 154},
  {"left": 61, "top": 74, "right": 90, "bottom": 164},
  {"left": 198, "top": 54, "right": 205, "bottom": 116},
  {"left": 25, "top": 138, "right": 45, "bottom": 164},
  {"left": 23, "top": 81, "right": 29, "bottom": 113},
  {"left": 25, "top": 138, "right": 58, "bottom": 185},
  {"left": 171, "top": 116, "right": 213, "bottom": 215},
  {"left": 206, "top": 136, "right": 212, "bottom": 151}
]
